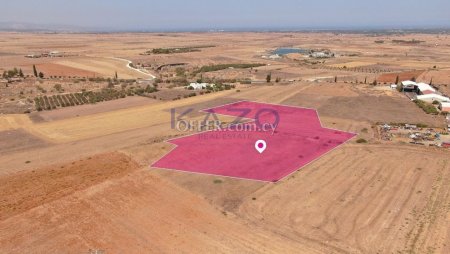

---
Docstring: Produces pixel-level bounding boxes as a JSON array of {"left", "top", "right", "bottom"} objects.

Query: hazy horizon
[{"left": 1, "top": 0, "right": 450, "bottom": 32}]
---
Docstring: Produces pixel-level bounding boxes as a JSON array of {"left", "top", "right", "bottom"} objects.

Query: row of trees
[
  {"left": 34, "top": 86, "right": 158, "bottom": 111},
  {"left": 193, "top": 63, "right": 265, "bottom": 75},
  {"left": 32, "top": 65, "right": 44, "bottom": 78},
  {"left": 265, "top": 73, "right": 281, "bottom": 83},
  {"left": 2, "top": 68, "right": 24, "bottom": 79}
]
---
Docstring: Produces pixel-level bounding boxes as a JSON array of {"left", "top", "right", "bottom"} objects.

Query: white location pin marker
[{"left": 255, "top": 140, "right": 267, "bottom": 154}]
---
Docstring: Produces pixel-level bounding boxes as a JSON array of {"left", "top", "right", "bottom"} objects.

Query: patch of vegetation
[
  {"left": 413, "top": 99, "right": 439, "bottom": 115},
  {"left": 34, "top": 85, "right": 158, "bottom": 111},
  {"left": 36, "top": 86, "right": 47, "bottom": 93},
  {"left": 213, "top": 179, "right": 223, "bottom": 184},
  {"left": 193, "top": 63, "right": 265, "bottom": 75},
  {"left": 2, "top": 67, "right": 24, "bottom": 79},
  {"left": 53, "top": 84, "right": 63, "bottom": 92},
  {"left": 175, "top": 67, "right": 186, "bottom": 77},
  {"left": 392, "top": 39, "right": 424, "bottom": 44},
  {"left": 148, "top": 45, "right": 215, "bottom": 54},
  {"left": 207, "top": 83, "right": 235, "bottom": 92},
  {"left": 356, "top": 138, "right": 368, "bottom": 144},
  {"left": 416, "top": 123, "right": 429, "bottom": 128}
]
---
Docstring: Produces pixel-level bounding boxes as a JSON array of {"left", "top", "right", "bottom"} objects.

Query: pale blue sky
[{"left": 1, "top": 0, "right": 449, "bottom": 31}]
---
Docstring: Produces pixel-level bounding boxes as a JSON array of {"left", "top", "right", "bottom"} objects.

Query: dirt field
[
  {"left": 0, "top": 152, "right": 139, "bottom": 221},
  {"left": 36, "top": 62, "right": 98, "bottom": 78},
  {"left": 377, "top": 70, "right": 425, "bottom": 83},
  {"left": 0, "top": 32, "right": 449, "bottom": 253},
  {"left": 55, "top": 57, "right": 153, "bottom": 79}
]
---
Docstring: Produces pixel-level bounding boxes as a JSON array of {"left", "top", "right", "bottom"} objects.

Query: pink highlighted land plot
[{"left": 152, "top": 101, "right": 356, "bottom": 182}]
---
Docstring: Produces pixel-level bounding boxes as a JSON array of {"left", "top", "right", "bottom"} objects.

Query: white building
[
  {"left": 401, "top": 81, "right": 439, "bottom": 95},
  {"left": 439, "top": 102, "right": 450, "bottom": 112},
  {"left": 416, "top": 82, "right": 436, "bottom": 94},
  {"left": 188, "top": 83, "right": 214, "bottom": 90},
  {"left": 402, "top": 80, "right": 416, "bottom": 87},
  {"left": 49, "top": 51, "right": 62, "bottom": 57},
  {"left": 416, "top": 94, "right": 450, "bottom": 103},
  {"left": 268, "top": 54, "right": 281, "bottom": 59},
  {"left": 310, "top": 52, "right": 334, "bottom": 58}
]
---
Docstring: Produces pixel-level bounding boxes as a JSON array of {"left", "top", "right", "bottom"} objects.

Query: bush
[
  {"left": 416, "top": 123, "right": 428, "bottom": 128},
  {"left": 213, "top": 179, "right": 223, "bottom": 184},
  {"left": 356, "top": 138, "right": 368, "bottom": 144},
  {"left": 413, "top": 100, "right": 439, "bottom": 115},
  {"left": 54, "top": 84, "right": 63, "bottom": 92}
]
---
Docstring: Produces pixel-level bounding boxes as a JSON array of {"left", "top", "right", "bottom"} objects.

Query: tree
[
  {"left": 395, "top": 75, "right": 399, "bottom": 85},
  {"left": 364, "top": 77, "right": 367, "bottom": 84},
  {"left": 429, "top": 78, "right": 433, "bottom": 86},
  {"left": 33, "top": 65, "right": 38, "bottom": 77},
  {"left": 411, "top": 77, "right": 416, "bottom": 82},
  {"left": 114, "top": 71, "right": 118, "bottom": 80},
  {"left": 397, "top": 83, "right": 403, "bottom": 92},
  {"left": 334, "top": 76, "right": 338, "bottom": 83},
  {"left": 266, "top": 73, "right": 272, "bottom": 83},
  {"left": 372, "top": 79, "right": 378, "bottom": 86},
  {"left": 19, "top": 68, "right": 24, "bottom": 77},
  {"left": 53, "top": 83, "right": 62, "bottom": 92},
  {"left": 38, "top": 72, "right": 44, "bottom": 79}
]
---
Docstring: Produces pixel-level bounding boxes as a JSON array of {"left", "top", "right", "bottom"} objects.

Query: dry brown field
[{"left": 0, "top": 32, "right": 449, "bottom": 253}]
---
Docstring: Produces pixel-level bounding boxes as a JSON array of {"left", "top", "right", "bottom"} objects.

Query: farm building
[
  {"left": 310, "top": 51, "right": 334, "bottom": 58},
  {"left": 401, "top": 81, "right": 418, "bottom": 92},
  {"left": 416, "top": 94, "right": 450, "bottom": 103},
  {"left": 268, "top": 54, "right": 281, "bottom": 59},
  {"left": 188, "top": 83, "right": 214, "bottom": 90},
  {"left": 416, "top": 82, "right": 437, "bottom": 95},
  {"left": 439, "top": 102, "right": 450, "bottom": 112},
  {"left": 49, "top": 51, "right": 63, "bottom": 57},
  {"left": 401, "top": 81, "right": 437, "bottom": 94},
  {"left": 25, "top": 54, "right": 41, "bottom": 58}
]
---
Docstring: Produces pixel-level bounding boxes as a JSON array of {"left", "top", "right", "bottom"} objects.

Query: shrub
[
  {"left": 413, "top": 100, "right": 439, "bottom": 115},
  {"left": 54, "top": 84, "right": 63, "bottom": 92},
  {"left": 356, "top": 138, "right": 368, "bottom": 144},
  {"left": 416, "top": 123, "right": 428, "bottom": 128}
]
